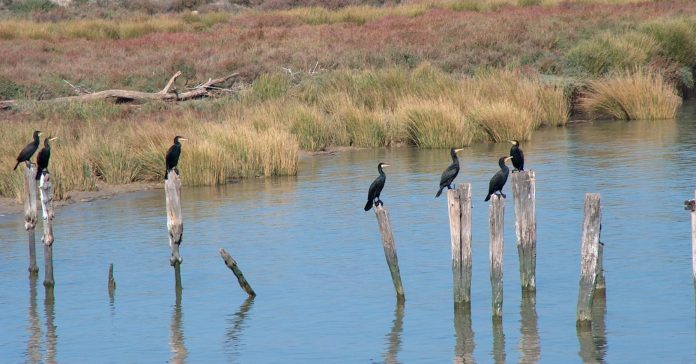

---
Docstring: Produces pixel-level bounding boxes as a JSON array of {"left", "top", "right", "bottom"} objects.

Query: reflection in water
[
  {"left": 170, "top": 288, "right": 188, "bottom": 364},
  {"left": 576, "top": 294, "right": 607, "bottom": 364},
  {"left": 492, "top": 317, "right": 506, "bottom": 364},
  {"left": 453, "top": 303, "right": 475, "bottom": 364},
  {"left": 382, "top": 300, "right": 405, "bottom": 364},
  {"left": 44, "top": 287, "right": 57, "bottom": 364},
  {"left": 518, "top": 292, "right": 540, "bottom": 363},
  {"left": 225, "top": 297, "right": 255, "bottom": 362},
  {"left": 26, "top": 277, "right": 41, "bottom": 364}
]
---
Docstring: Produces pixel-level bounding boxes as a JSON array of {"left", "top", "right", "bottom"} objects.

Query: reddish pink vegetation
[{"left": 0, "top": 0, "right": 694, "bottom": 98}]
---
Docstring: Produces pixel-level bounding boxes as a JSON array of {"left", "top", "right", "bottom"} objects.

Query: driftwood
[
  {"left": 23, "top": 164, "right": 39, "bottom": 275},
  {"left": 219, "top": 248, "right": 256, "bottom": 297},
  {"left": 0, "top": 72, "right": 238, "bottom": 109},
  {"left": 39, "top": 172, "right": 55, "bottom": 287}
]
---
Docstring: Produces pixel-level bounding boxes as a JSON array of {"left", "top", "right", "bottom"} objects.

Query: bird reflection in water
[
  {"left": 170, "top": 288, "right": 188, "bottom": 364},
  {"left": 453, "top": 303, "right": 475, "bottom": 364},
  {"left": 382, "top": 300, "right": 405, "bottom": 364}
]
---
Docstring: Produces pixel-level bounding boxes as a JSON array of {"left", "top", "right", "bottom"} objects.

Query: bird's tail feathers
[
  {"left": 13, "top": 161, "right": 19, "bottom": 170},
  {"left": 435, "top": 186, "right": 444, "bottom": 198},
  {"left": 35, "top": 169, "right": 42, "bottom": 180},
  {"left": 484, "top": 194, "right": 491, "bottom": 202},
  {"left": 364, "top": 200, "right": 373, "bottom": 211}
]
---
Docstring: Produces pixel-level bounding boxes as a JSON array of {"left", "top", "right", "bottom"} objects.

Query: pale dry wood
[
  {"left": 576, "top": 193, "right": 601, "bottom": 325},
  {"left": 595, "top": 239, "right": 606, "bottom": 296},
  {"left": 39, "top": 173, "right": 55, "bottom": 287},
  {"left": 219, "top": 248, "right": 256, "bottom": 297},
  {"left": 489, "top": 195, "right": 505, "bottom": 317},
  {"left": 374, "top": 205, "right": 405, "bottom": 300},
  {"left": 23, "top": 164, "right": 39, "bottom": 275},
  {"left": 1, "top": 72, "right": 238, "bottom": 108},
  {"left": 165, "top": 170, "right": 183, "bottom": 290},
  {"left": 448, "top": 184, "right": 472, "bottom": 304},
  {"left": 512, "top": 170, "right": 537, "bottom": 292}
]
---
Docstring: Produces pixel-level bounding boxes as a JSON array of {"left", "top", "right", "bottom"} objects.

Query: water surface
[{"left": 2, "top": 103, "right": 696, "bottom": 363}]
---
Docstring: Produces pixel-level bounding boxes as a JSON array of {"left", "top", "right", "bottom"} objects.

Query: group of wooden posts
[{"left": 372, "top": 170, "right": 606, "bottom": 328}]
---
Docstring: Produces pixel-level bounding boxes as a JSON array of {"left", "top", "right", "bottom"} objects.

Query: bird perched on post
[
  {"left": 13, "top": 130, "right": 41, "bottom": 170},
  {"left": 436, "top": 148, "right": 464, "bottom": 198},
  {"left": 165, "top": 136, "right": 187, "bottom": 180},
  {"left": 364, "top": 162, "right": 391, "bottom": 211},
  {"left": 36, "top": 136, "right": 58, "bottom": 181},
  {"left": 485, "top": 156, "right": 513, "bottom": 201},
  {"left": 509, "top": 140, "right": 524, "bottom": 172}
]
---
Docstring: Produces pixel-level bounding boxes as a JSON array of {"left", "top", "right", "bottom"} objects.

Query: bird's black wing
[{"left": 439, "top": 163, "right": 459, "bottom": 188}]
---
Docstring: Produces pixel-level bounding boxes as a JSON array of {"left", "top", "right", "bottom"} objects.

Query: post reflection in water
[
  {"left": 382, "top": 300, "right": 405, "bottom": 364},
  {"left": 492, "top": 317, "right": 505, "bottom": 364},
  {"left": 26, "top": 277, "right": 41, "bottom": 364},
  {"left": 576, "top": 293, "right": 608, "bottom": 364},
  {"left": 44, "top": 287, "right": 57, "bottom": 364},
  {"left": 225, "top": 297, "right": 255, "bottom": 362},
  {"left": 453, "top": 303, "right": 475, "bottom": 364},
  {"left": 170, "top": 288, "right": 188, "bottom": 364},
  {"left": 518, "top": 292, "right": 540, "bottom": 363}
]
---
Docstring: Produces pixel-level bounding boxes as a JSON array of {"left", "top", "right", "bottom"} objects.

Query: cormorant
[
  {"left": 484, "top": 156, "right": 513, "bottom": 202},
  {"left": 36, "top": 136, "right": 58, "bottom": 180},
  {"left": 509, "top": 140, "right": 524, "bottom": 172},
  {"left": 13, "top": 130, "right": 41, "bottom": 170},
  {"left": 165, "top": 136, "right": 187, "bottom": 180},
  {"left": 364, "top": 162, "right": 391, "bottom": 211},
  {"left": 435, "top": 148, "right": 464, "bottom": 198}
]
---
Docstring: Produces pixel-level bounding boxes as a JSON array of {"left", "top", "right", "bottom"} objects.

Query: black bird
[
  {"left": 509, "top": 140, "right": 524, "bottom": 172},
  {"left": 436, "top": 148, "right": 464, "bottom": 198},
  {"left": 13, "top": 130, "right": 41, "bottom": 170},
  {"left": 35, "top": 136, "right": 58, "bottom": 181},
  {"left": 484, "top": 156, "right": 513, "bottom": 202},
  {"left": 165, "top": 136, "right": 187, "bottom": 180},
  {"left": 364, "top": 162, "right": 391, "bottom": 211}
]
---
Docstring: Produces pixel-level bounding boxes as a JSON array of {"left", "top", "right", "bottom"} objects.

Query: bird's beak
[
  {"left": 508, "top": 140, "right": 516, "bottom": 145},
  {"left": 179, "top": 138, "right": 188, "bottom": 141},
  {"left": 506, "top": 156, "right": 514, "bottom": 160},
  {"left": 49, "top": 137, "right": 58, "bottom": 141},
  {"left": 454, "top": 148, "right": 464, "bottom": 153},
  {"left": 382, "top": 164, "right": 391, "bottom": 167}
]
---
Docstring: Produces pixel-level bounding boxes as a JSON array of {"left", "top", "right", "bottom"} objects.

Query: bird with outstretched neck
[
  {"left": 36, "top": 136, "right": 58, "bottom": 181},
  {"left": 13, "top": 130, "right": 41, "bottom": 170},
  {"left": 509, "top": 140, "right": 524, "bottom": 172},
  {"left": 485, "top": 156, "right": 513, "bottom": 202},
  {"left": 165, "top": 136, "right": 187, "bottom": 180},
  {"left": 436, "top": 148, "right": 464, "bottom": 198},
  {"left": 364, "top": 162, "right": 391, "bottom": 211}
]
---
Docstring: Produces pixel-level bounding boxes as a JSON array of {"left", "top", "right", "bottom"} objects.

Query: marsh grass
[
  {"left": 564, "top": 32, "right": 659, "bottom": 77},
  {"left": 579, "top": 69, "right": 681, "bottom": 120},
  {"left": 401, "top": 97, "right": 480, "bottom": 148}
]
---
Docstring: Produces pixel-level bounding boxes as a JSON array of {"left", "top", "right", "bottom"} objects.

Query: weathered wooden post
[
  {"left": 108, "top": 263, "right": 116, "bottom": 294},
  {"left": 219, "top": 248, "right": 256, "bottom": 297},
  {"left": 165, "top": 170, "right": 183, "bottom": 290},
  {"left": 686, "top": 192, "right": 696, "bottom": 282},
  {"left": 374, "top": 205, "right": 405, "bottom": 301},
  {"left": 512, "top": 171, "right": 536, "bottom": 292},
  {"left": 448, "top": 184, "right": 472, "bottom": 305},
  {"left": 39, "top": 172, "right": 55, "bottom": 287},
  {"left": 489, "top": 195, "right": 505, "bottom": 317},
  {"left": 23, "top": 164, "right": 39, "bottom": 275},
  {"left": 576, "top": 193, "right": 601, "bottom": 326},
  {"left": 595, "top": 240, "right": 606, "bottom": 298}
]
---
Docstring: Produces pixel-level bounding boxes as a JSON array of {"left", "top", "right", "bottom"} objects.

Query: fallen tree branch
[{"left": 0, "top": 71, "right": 239, "bottom": 109}]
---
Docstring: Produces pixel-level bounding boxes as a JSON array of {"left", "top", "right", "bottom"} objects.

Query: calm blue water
[{"left": 1, "top": 103, "right": 696, "bottom": 363}]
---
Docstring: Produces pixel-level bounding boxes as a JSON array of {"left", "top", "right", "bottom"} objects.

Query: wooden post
[
  {"left": 165, "top": 170, "right": 183, "bottom": 289},
  {"left": 374, "top": 205, "right": 405, "bottom": 301},
  {"left": 39, "top": 172, "right": 55, "bottom": 287},
  {"left": 689, "top": 191, "right": 696, "bottom": 282},
  {"left": 576, "top": 193, "right": 601, "bottom": 326},
  {"left": 108, "top": 263, "right": 116, "bottom": 292},
  {"left": 489, "top": 195, "right": 504, "bottom": 317},
  {"left": 23, "top": 164, "right": 39, "bottom": 275},
  {"left": 448, "top": 184, "right": 472, "bottom": 304},
  {"left": 219, "top": 248, "right": 256, "bottom": 297},
  {"left": 595, "top": 239, "right": 606, "bottom": 297},
  {"left": 512, "top": 171, "right": 536, "bottom": 292}
]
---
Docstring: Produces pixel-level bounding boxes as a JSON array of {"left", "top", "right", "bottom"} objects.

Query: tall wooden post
[
  {"left": 489, "top": 195, "right": 505, "bottom": 317},
  {"left": 165, "top": 170, "right": 183, "bottom": 290},
  {"left": 448, "top": 184, "right": 472, "bottom": 305},
  {"left": 374, "top": 205, "right": 405, "bottom": 301},
  {"left": 219, "top": 248, "right": 256, "bottom": 297},
  {"left": 23, "top": 164, "right": 39, "bottom": 275},
  {"left": 108, "top": 263, "right": 116, "bottom": 294},
  {"left": 576, "top": 193, "right": 601, "bottom": 326},
  {"left": 39, "top": 172, "right": 55, "bottom": 287},
  {"left": 512, "top": 171, "right": 536, "bottom": 292}
]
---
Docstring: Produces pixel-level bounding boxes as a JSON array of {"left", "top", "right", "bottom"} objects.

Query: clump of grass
[
  {"left": 579, "top": 69, "right": 682, "bottom": 120},
  {"left": 640, "top": 18, "right": 696, "bottom": 67},
  {"left": 468, "top": 101, "right": 534, "bottom": 142},
  {"left": 289, "top": 105, "right": 340, "bottom": 151},
  {"left": 340, "top": 107, "right": 387, "bottom": 147},
  {"left": 247, "top": 73, "right": 292, "bottom": 102},
  {"left": 564, "top": 32, "right": 659, "bottom": 76},
  {"left": 400, "top": 97, "right": 480, "bottom": 148}
]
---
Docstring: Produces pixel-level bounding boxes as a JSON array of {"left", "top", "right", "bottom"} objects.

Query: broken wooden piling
[
  {"left": 374, "top": 205, "right": 405, "bottom": 301},
  {"left": 489, "top": 195, "right": 505, "bottom": 317},
  {"left": 448, "top": 184, "right": 473, "bottom": 305},
  {"left": 165, "top": 170, "right": 183, "bottom": 289},
  {"left": 219, "top": 248, "right": 256, "bottom": 297},
  {"left": 576, "top": 193, "right": 601, "bottom": 326},
  {"left": 23, "top": 164, "right": 39, "bottom": 275},
  {"left": 512, "top": 170, "right": 536, "bottom": 292},
  {"left": 108, "top": 263, "right": 116, "bottom": 293},
  {"left": 39, "top": 172, "right": 55, "bottom": 287},
  {"left": 688, "top": 191, "right": 696, "bottom": 282}
]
